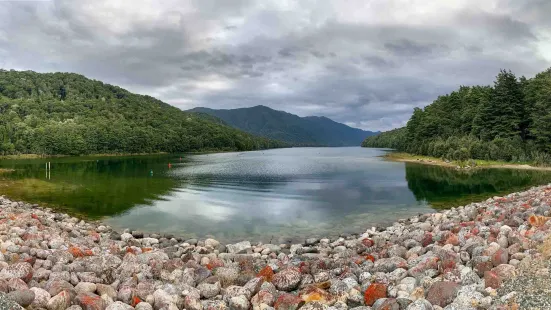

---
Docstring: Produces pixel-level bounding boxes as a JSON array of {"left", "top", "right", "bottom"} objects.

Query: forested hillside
[
  {"left": 0, "top": 70, "right": 286, "bottom": 155},
  {"left": 189, "top": 105, "right": 377, "bottom": 146},
  {"left": 362, "top": 68, "right": 551, "bottom": 165}
]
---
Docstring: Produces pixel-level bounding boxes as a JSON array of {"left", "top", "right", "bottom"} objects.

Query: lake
[{"left": 1, "top": 147, "right": 550, "bottom": 243}]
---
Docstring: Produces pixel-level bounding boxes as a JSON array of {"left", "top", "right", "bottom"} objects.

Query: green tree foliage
[
  {"left": 0, "top": 70, "right": 287, "bottom": 155},
  {"left": 362, "top": 68, "right": 551, "bottom": 165}
]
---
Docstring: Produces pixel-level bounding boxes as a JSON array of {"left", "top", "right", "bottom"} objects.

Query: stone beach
[{"left": 1, "top": 185, "right": 551, "bottom": 310}]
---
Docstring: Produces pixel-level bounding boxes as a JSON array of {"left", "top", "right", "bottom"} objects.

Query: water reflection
[
  {"left": 1, "top": 149, "right": 550, "bottom": 242},
  {"left": 405, "top": 163, "right": 551, "bottom": 209}
]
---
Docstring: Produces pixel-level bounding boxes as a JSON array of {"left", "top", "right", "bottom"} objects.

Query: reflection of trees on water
[
  {"left": 405, "top": 163, "right": 551, "bottom": 208},
  {"left": 0, "top": 155, "right": 182, "bottom": 218}
]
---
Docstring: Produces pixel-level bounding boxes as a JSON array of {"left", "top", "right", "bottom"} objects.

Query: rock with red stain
[
  {"left": 438, "top": 249, "right": 458, "bottom": 272},
  {"left": 362, "top": 238, "right": 374, "bottom": 247},
  {"left": 257, "top": 266, "right": 274, "bottom": 282},
  {"left": 492, "top": 264, "right": 517, "bottom": 280},
  {"left": 421, "top": 233, "right": 433, "bottom": 247},
  {"left": 0, "top": 262, "right": 33, "bottom": 283},
  {"left": 7, "top": 278, "right": 28, "bottom": 291},
  {"left": 45, "top": 279, "right": 75, "bottom": 297},
  {"left": 482, "top": 243, "right": 501, "bottom": 257},
  {"left": 130, "top": 296, "right": 142, "bottom": 307},
  {"left": 445, "top": 234, "right": 459, "bottom": 246},
  {"left": 364, "top": 283, "right": 387, "bottom": 306},
  {"left": 252, "top": 289, "right": 276, "bottom": 307},
  {"left": 68, "top": 246, "right": 85, "bottom": 258},
  {"left": 408, "top": 255, "right": 439, "bottom": 278},
  {"left": 184, "top": 296, "right": 202, "bottom": 310},
  {"left": 473, "top": 256, "right": 493, "bottom": 277},
  {"left": 75, "top": 292, "right": 107, "bottom": 310},
  {"left": 299, "top": 286, "right": 335, "bottom": 305},
  {"left": 491, "top": 248, "right": 509, "bottom": 267},
  {"left": 273, "top": 268, "right": 302, "bottom": 292},
  {"left": 426, "top": 281, "right": 460, "bottom": 307},
  {"left": 373, "top": 257, "right": 407, "bottom": 273},
  {"left": 47, "top": 290, "right": 72, "bottom": 310},
  {"left": 274, "top": 293, "right": 304, "bottom": 310},
  {"left": 90, "top": 232, "right": 101, "bottom": 243},
  {"left": 208, "top": 258, "right": 225, "bottom": 270},
  {"left": 484, "top": 271, "right": 501, "bottom": 289}
]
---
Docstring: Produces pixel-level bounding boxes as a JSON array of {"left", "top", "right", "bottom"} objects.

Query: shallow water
[{"left": 1, "top": 147, "right": 550, "bottom": 242}]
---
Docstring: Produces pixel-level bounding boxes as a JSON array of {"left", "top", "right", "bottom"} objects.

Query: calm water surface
[{"left": 1, "top": 147, "right": 550, "bottom": 242}]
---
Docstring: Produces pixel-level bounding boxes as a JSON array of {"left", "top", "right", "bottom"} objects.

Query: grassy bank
[{"left": 384, "top": 152, "right": 551, "bottom": 171}]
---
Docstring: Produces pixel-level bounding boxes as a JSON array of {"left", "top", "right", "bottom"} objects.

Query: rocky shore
[{"left": 1, "top": 185, "right": 551, "bottom": 310}]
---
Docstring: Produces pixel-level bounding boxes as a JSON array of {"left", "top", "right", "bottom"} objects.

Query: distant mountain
[{"left": 188, "top": 105, "right": 378, "bottom": 146}]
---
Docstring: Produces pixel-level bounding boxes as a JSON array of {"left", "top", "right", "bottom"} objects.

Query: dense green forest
[
  {"left": 189, "top": 105, "right": 377, "bottom": 146},
  {"left": 0, "top": 70, "right": 287, "bottom": 155},
  {"left": 362, "top": 68, "right": 551, "bottom": 165}
]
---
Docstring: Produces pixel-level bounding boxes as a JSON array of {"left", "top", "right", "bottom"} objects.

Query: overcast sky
[{"left": 1, "top": 0, "right": 550, "bottom": 131}]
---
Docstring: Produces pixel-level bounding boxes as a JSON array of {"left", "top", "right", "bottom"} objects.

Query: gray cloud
[{"left": 1, "top": 0, "right": 550, "bottom": 131}]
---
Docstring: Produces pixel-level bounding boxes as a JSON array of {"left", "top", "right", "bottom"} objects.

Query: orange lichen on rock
[
  {"left": 364, "top": 283, "right": 387, "bottom": 306},
  {"left": 68, "top": 246, "right": 85, "bottom": 258},
  {"left": 299, "top": 286, "right": 334, "bottom": 305},
  {"left": 131, "top": 296, "right": 141, "bottom": 307},
  {"left": 365, "top": 254, "right": 376, "bottom": 262},
  {"left": 528, "top": 215, "right": 551, "bottom": 227},
  {"left": 80, "top": 293, "right": 101, "bottom": 306},
  {"left": 257, "top": 266, "right": 274, "bottom": 282}
]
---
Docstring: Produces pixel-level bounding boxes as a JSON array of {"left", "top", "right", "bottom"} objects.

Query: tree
[
  {"left": 0, "top": 70, "right": 288, "bottom": 155},
  {"left": 362, "top": 67, "right": 551, "bottom": 165}
]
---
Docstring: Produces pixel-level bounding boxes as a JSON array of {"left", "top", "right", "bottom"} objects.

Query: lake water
[{"left": 1, "top": 147, "right": 551, "bottom": 243}]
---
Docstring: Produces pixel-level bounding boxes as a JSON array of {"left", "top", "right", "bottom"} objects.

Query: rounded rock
[
  {"left": 272, "top": 268, "right": 301, "bottom": 292},
  {"left": 75, "top": 282, "right": 97, "bottom": 294},
  {"left": 47, "top": 290, "right": 72, "bottom": 310},
  {"left": 406, "top": 299, "right": 433, "bottom": 310},
  {"left": 135, "top": 302, "right": 154, "bottom": 310},
  {"left": 0, "top": 292, "right": 23, "bottom": 310},
  {"left": 7, "top": 289, "right": 35, "bottom": 307},
  {"left": 30, "top": 287, "right": 51, "bottom": 308},
  {"left": 106, "top": 301, "right": 134, "bottom": 310},
  {"left": 229, "top": 295, "right": 250, "bottom": 310},
  {"left": 300, "top": 301, "right": 328, "bottom": 310},
  {"left": 0, "top": 263, "right": 33, "bottom": 283}
]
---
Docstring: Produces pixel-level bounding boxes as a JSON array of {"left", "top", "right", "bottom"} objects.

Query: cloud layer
[{"left": 1, "top": 0, "right": 550, "bottom": 130}]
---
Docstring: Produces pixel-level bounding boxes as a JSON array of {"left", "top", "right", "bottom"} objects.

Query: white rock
[
  {"left": 121, "top": 233, "right": 133, "bottom": 242},
  {"left": 106, "top": 301, "right": 134, "bottom": 310}
]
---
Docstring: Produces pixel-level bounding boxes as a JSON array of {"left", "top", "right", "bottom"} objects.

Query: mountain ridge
[
  {"left": 188, "top": 105, "right": 377, "bottom": 146},
  {"left": 0, "top": 69, "right": 287, "bottom": 155}
]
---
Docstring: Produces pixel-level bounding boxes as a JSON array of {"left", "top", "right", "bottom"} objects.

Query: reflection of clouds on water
[{"left": 107, "top": 148, "right": 434, "bottom": 242}]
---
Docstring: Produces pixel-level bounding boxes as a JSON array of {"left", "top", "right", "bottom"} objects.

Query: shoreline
[
  {"left": 383, "top": 152, "right": 551, "bottom": 171},
  {"left": 0, "top": 153, "right": 170, "bottom": 160},
  {"left": 0, "top": 186, "right": 550, "bottom": 309}
]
